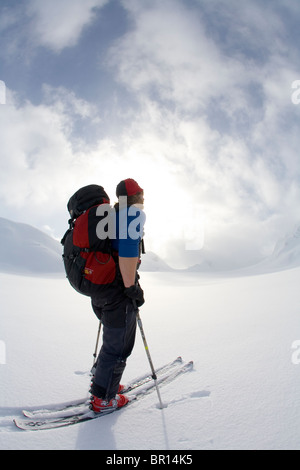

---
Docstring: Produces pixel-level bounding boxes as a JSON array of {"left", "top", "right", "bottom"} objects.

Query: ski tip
[
  {"left": 186, "top": 360, "right": 194, "bottom": 370},
  {"left": 14, "top": 419, "right": 27, "bottom": 431}
]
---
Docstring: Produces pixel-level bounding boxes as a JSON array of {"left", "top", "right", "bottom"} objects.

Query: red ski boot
[{"left": 90, "top": 394, "right": 129, "bottom": 413}]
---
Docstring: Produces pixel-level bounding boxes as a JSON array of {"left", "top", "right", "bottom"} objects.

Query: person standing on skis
[{"left": 90, "top": 178, "right": 145, "bottom": 413}]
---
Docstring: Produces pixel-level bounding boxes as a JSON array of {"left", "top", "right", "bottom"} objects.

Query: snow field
[{"left": 1, "top": 267, "right": 300, "bottom": 449}]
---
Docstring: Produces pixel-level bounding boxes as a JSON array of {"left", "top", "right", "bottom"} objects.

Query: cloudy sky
[{"left": 0, "top": 0, "right": 299, "bottom": 269}]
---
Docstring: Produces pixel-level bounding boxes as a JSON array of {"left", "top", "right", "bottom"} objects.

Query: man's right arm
[{"left": 119, "top": 256, "right": 139, "bottom": 288}]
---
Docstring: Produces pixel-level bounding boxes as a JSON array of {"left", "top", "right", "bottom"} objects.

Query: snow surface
[{"left": 0, "top": 218, "right": 300, "bottom": 450}]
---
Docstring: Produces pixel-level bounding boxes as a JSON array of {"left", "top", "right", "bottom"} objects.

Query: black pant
[{"left": 91, "top": 298, "right": 137, "bottom": 401}]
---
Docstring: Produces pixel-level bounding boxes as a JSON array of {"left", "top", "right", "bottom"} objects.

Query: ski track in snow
[{"left": 165, "top": 390, "right": 211, "bottom": 407}]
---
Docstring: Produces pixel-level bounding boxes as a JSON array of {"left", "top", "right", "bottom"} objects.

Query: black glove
[{"left": 124, "top": 284, "right": 145, "bottom": 307}]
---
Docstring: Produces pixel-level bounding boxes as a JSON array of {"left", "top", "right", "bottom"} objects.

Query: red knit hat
[{"left": 116, "top": 178, "right": 143, "bottom": 197}]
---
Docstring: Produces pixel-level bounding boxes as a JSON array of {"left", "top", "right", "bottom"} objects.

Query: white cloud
[
  {"left": 42, "top": 85, "right": 98, "bottom": 118},
  {"left": 1, "top": 0, "right": 299, "bottom": 268},
  {"left": 27, "top": 0, "right": 109, "bottom": 52},
  {"left": 107, "top": 1, "right": 300, "bottom": 244},
  {"left": 0, "top": 87, "right": 149, "bottom": 237},
  {"left": 0, "top": 91, "right": 73, "bottom": 209},
  {"left": 111, "top": 0, "right": 247, "bottom": 113}
]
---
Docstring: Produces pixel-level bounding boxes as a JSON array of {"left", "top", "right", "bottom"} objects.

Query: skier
[{"left": 90, "top": 178, "right": 145, "bottom": 413}]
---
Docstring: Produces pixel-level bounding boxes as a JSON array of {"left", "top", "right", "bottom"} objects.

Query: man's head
[
  {"left": 116, "top": 178, "right": 143, "bottom": 198},
  {"left": 115, "top": 179, "right": 144, "bottom": 210}
]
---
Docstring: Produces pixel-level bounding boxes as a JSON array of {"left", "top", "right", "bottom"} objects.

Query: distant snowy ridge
[
  {"left": 184, "top": 224, "right": 300, "bottom": 274},
  {"left": 0, "top": 217, "right": 64, "bottom": 275},
  {"left": 139, "top": 251, "right": 174, "bottom": 272},
  {"left": 267, "top": 224, "right": 300, "bottom": 270},
  {"left": 0, "top": 217, "right": 173, "bottom": 275},
  {"left": 234, "top": 223, "right": 300, "bottom": 275},
  {"left": 0, "top": 217, "right": 299, "bottom": 275}
]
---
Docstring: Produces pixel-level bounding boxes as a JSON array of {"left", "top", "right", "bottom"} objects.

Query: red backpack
[{"left": 61, "top": 185, "right": 117, "bottom": 297}]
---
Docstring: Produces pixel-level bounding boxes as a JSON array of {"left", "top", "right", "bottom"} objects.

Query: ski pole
[
  {"left": 134, "top": 302, "right": 165, "bottom": 409},
  {"left": 91, "top": 321, "right": 102, "bottom": 374}
]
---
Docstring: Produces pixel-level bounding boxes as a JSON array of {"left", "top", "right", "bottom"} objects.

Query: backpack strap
[{"left": 61, "top": 219, "right": 75, "bottom": 246}]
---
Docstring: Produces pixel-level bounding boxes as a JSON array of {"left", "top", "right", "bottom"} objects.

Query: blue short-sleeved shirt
[{"left": 111, "top": 206, "right": 146, "bottom": 258}]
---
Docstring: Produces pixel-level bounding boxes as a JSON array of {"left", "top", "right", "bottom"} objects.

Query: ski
[
  {"left": 21, "top": 356, "right": 183, "bottom": 419},
  {"left": 14, "top": 361, "right": 193, "bottom": 431}
]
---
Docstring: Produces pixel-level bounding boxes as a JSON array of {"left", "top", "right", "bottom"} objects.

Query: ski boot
[{"left": 90, "top": 394, "right": 129, "bottom": 413}]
